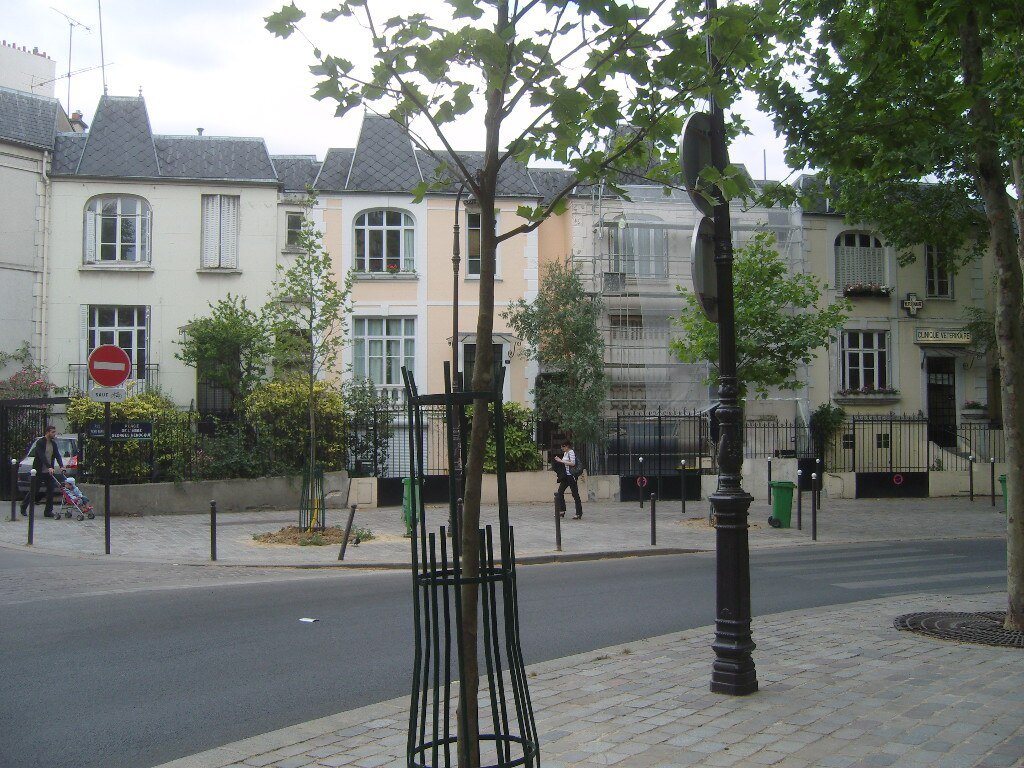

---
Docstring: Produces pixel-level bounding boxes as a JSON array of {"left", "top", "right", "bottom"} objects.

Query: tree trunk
[{"left": 960, "top": 9, "right": 1024, "bottom": 631}]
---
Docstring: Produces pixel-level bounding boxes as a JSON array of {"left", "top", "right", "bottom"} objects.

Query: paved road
[{"left": 0, "top": 538, "right": 1006, "bottom": 768}]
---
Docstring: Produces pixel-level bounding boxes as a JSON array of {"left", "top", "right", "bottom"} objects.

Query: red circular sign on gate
[
  {"left": 892, "top": 473, "right": 905, "bottom": 486},
  {"left": 636, "top": 476, "right": 648, "bottom": 488},
  {"left": 87, "top": 345, "right": 132, "bottom": 388}
]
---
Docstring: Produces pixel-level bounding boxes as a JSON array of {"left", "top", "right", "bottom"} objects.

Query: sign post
[{"left": 87, "top": 345, "right": 131, "bottom": 556}]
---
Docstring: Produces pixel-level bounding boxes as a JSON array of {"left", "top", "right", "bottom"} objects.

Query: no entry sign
[{"left": 88, "top": 345, "right": 132, "bottom": 388}]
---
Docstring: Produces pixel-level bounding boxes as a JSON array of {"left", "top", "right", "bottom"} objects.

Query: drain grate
[{"left": 895, "top": 611, "right": 1024, "bottom": 649}]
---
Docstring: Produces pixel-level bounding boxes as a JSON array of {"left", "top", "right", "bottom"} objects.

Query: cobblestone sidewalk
[
  {"left": 0, "top": 496, "right": 1008, "bottom": 568},
  {"left": 154, "top": 591, "right": 1022, "bottom": 768}
]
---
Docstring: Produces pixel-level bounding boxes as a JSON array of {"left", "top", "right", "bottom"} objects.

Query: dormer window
[{"left": 84, "top": 195, "right": 152, "bottom": 264}]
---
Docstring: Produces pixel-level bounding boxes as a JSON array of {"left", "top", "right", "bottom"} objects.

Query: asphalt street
[{"left": 0, "top": 538, "right": 1007, "bottom": 768}]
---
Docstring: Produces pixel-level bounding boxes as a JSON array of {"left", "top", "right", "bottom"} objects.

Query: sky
[{"left": 3, "top": 0, "right": 796, "bottom": 181}]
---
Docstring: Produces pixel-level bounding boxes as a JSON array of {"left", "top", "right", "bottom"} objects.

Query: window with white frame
[
  {"left": 84, "top": 195, "right": 152, "bottom": 264},
  {"left": 353, "top": 318, "right": 415, "bottom": 400},
  {"left": 88, "top": 305, "right": 149, "bottom": 378},
  {"left": 834, "top": 232, "right": 885, "bottom": 291},
  {"left": 608, "top": 223, "right": 667, "bottom": 278},
  {"left": 285, "top": 212, "right": 304, "bottom": 249},
  {"left": 465, "top": 210, "right": 501, "bottom": 277},
  {"left": 354, "top": 210, "right": 415, "bottom": 273},
  {"left": 925, "top": 244, "right": 952, "bottom": 298},
  {"left": 840, "top": 330, "right": 889, "bottom": 391},
  {"left": 201, "top": 194, "right": 240, "bottom": 269}
]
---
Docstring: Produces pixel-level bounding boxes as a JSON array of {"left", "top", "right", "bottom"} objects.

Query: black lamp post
[{"left": 706, "top": 0, "right": 757, "bottom": 696}]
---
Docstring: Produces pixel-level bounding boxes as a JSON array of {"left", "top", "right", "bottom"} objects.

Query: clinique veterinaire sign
[{"left": 914, "top": 328, "right": 972, "bottom": 345}]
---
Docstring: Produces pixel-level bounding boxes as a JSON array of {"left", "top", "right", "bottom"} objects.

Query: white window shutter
[
  {"left": 84, "top": 206, "right": 96, "bottom": 263},
  {"left": 201, "top": 195, "right": 220, "bottom": 268},
  {"left": 219, "top": 196, "right": 239, "bottom": 269}
]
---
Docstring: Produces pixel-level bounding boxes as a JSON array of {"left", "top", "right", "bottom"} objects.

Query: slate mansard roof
[
  {"left": 311, "top": 115, "right": 572, "bottom": 200},
  {"left": 48, "top": 98, "right": 571, "bottom": 198},
  {"left": 51, "top": 95, "right": 277, "bottom": 183},
  {"left": 0, "top": 86, "right": 67, "bottom": 151}
]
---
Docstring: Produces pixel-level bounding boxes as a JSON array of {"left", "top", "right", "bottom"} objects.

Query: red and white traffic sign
[{"left": 88, "top": 345, "right": 132, "bottom": 388}]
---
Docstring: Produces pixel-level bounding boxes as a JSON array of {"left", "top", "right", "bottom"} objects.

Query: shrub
[
  {"left": 481, "top": 402, "right": 543, "bottom": 473},
  {"left": 243, "top": 378, "right": 347, "bottom": 471},
  {"left": 67, "top": 391, "right": 191, "bottom": 483}
]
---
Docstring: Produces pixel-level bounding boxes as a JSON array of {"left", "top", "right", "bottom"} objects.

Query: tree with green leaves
[
  {"left": 175, "top": 295, "right": 271, "bottom": 409},
  {"left": 265, "top": 196, "right": 353, "bottom": 481},
  {"left": 671, "top": 231, "right": 849, "bottom": 400},
  {"left": 266, "top": 1, "right": 773, "bottom": 760},
  {"left": 757, "top": 0, "right": 1024, "bottom": 630},
  {"left": 504, "top": 261, "right": 606, "bottom": 446}
]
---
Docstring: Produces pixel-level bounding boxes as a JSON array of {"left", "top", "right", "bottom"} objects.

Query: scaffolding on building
[{"left": 570, "top": 179, "right": 806, "bottom": 417}]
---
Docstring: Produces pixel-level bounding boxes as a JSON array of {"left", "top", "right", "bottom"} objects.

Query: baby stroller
[{"left": 59, "top": 474, "right": 95, "bottom": 521}]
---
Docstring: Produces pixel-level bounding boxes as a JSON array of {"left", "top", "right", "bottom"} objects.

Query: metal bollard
[
  {"left": 991, "top": 458, "right": 996, "bottom": 507},
  {"left": 638, "top": 457, "right": 644, "bottom": 509},
  {"left": 680, "top": 460, "right": 687, "bottom": 517},
  {"left": 811, "top": 472, "right": 818, "bottom": 542},
  {"left": 338, "top": 503, "right": 357, "bottom": 561},
  {"left": 815, "top": 458, "right": 823, "bottom": 509},
  {"left": 553, "top": 492, "right": 562, "bottom": 552},
  {"left": 9, "top": 459, "right": 17, "bottom": 522},
  {"left": 969, "top": 456, "right": 975, "bottom": 502},
  {"left": 767, "top": 457, "right": 772, "bottom": 504},
  {"left": 650, "top": 493, "right": 657, "bottom": 546},
  {"left": 210, "top": 500, "right": 218, "bottom": 562},
  {"left": 796, "top": 469, "right": 803, "bottom": 531},
  {"left": 27, "top": 469, "right": 36, "bottom": 545}
]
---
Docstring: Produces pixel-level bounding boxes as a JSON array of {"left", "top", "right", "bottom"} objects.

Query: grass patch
[{"left": 252, "top": 525, "right": 375, "bottom": 547}]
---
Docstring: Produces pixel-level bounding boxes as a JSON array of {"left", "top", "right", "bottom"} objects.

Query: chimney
[
  {"left": 70, "top": 111, "right": 88, "bottom": 133},
  {"left": 196, "top": 128, "right": 204, "bottom": 136}
]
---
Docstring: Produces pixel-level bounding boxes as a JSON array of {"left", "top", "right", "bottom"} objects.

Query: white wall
[
  {"left": 45, "top": 179, "right": 283, "bottom": 405},
  {"left": 0, "top": 143, "right": 46, "bottom": 373}
]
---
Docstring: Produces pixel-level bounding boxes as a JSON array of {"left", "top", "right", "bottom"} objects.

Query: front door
[{"left": 926, "top": 357, "right": 957, "bottom": 448}]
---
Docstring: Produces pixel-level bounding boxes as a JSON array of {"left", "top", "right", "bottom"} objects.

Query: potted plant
[
  {"left": 386, "top": 263, "right": 400, "bottom": 274},
  {"left": 842, "top": 283, "right": 892, "bottom": 298},
  {"left": 834, "top": 386, "right": 901, "bottom": 404}
]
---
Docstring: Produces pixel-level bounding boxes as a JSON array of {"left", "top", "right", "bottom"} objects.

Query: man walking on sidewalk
[
  {"left": 554, "top": 439, "right": 584, "bottom": 519},
  {"left": 21, "top": 425, "right": 64, "bottom": 518}
]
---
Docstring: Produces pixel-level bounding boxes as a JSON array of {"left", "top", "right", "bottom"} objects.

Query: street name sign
[{"left": 87, "top": 421, "right": 153, "bottom": 440}]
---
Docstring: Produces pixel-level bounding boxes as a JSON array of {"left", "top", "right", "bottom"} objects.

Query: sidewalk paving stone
[{"left": 149, "top": 591, "right": 1020, "bottom": 768}]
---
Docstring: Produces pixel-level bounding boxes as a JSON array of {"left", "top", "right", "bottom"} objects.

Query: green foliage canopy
[
  {"left": 504, "top": 262, "right": 606, "bottom": 445},
  {"left": 671, "top": 232, "right": 849, "bottom": 400},
  {"left": 175, "top": 295, "right": 270, "bottom": 407}
]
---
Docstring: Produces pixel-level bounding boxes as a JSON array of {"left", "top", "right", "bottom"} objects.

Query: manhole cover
[{"left": 895, "top": 611, "right": 1024, "bottom": 649}]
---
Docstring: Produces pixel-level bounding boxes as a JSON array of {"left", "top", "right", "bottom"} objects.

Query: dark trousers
[
  {"left": 557, "top": 476, "right": 583, "bottom": 517},
  {"left": 21, "top": 472, "right": 58, "bottom": 517}
]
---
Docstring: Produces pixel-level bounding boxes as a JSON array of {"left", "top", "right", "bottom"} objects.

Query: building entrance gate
[{"left": 850, "top": 415, "right": 930, "bottom": 498}]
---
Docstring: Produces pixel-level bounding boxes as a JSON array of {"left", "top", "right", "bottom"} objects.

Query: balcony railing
[{"left": 68, "top": 364, "right": 160, "bottom": 395}]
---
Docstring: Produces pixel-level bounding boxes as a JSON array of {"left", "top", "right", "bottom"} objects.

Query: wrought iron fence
[{"left": 67, "top": 363, "right": 160, "bottom": 395}]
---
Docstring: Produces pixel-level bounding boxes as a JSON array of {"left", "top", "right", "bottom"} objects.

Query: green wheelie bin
[{"left": 768, "top": 480, "right": 797, "bottom": 529}]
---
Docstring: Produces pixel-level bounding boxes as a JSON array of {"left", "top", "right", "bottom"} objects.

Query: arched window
[
  {"left": 353, "top": 209, "right": 415, "bottom": 273},
  {"left": 834, "top": 231, "right": 884, "bottom": 292},
  {"left": 84, "top": 195, "right": 152, "bottom": 264}
]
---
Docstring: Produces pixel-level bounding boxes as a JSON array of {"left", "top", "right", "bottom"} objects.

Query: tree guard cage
[{"left": 402, "top": 364, "right": 538, "bottom": 768}]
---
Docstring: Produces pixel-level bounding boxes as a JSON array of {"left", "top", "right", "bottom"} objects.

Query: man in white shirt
[{"left": 554, "top": 439, "right": 584, "bottom": 519}]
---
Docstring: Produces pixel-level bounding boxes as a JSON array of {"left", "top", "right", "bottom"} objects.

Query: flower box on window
[
  {"left": 961, "top": 401, "right": 988, "bottom": 420},
  {"left": 834, "top": 387, "right": 901, "bottom": 405},
  {"left": 842, "top": 283, "right": 892, "bottom": 298}
]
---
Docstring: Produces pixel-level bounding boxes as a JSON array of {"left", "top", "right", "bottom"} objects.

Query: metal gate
[
  {"left": 849, "top": 415, "right": 930, "bottom": 498},
  {"left": 0, "top": 398, "right": 68, "bottom": 500}
]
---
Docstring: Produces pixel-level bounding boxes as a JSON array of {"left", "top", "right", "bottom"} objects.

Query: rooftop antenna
[
  {"left": 50, "top": 7, "right": 91, "bottom": 112},
  {"left": 97, "top": 0, "right": 108, "bottom": 94}
]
